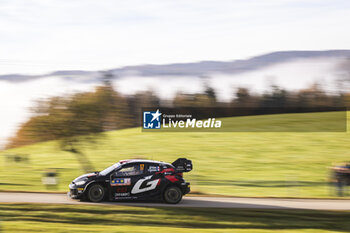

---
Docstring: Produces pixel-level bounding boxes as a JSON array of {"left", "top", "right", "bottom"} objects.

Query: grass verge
[{"left": 0, "top": 203, "right": 350, "bottom": 232}]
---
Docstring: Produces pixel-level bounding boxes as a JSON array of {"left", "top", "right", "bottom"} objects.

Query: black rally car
[{"left": 69, "top": 158, "right": 192, "bottom": 204}]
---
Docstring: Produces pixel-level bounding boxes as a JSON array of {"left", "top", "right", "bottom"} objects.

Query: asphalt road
[{"left": 1, "top": 192, "right": 350, "bottom": 210}]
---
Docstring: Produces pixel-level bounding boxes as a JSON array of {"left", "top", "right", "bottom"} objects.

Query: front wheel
[
  {"left": 87, "top": 184, "right": 105, "bottom": 202},
  {"left": 163, "top": 186, "right": 183, "bottom": 204}
]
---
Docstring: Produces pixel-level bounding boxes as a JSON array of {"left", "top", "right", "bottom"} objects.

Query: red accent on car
[
  {"left": 162, "top": 168, "right": 174, "bottom": 173},
  {"left": 176, "top": 173, "right": 183, "bottom": 177},
  {"left": 119, "top": 160, "right": 131, "bottom": 164},
  {"left": 155, "top": 167, "right": 175, "bottom": 175},
  {"left": 165, "top": 175, "right": 179, "bottom": 182}
]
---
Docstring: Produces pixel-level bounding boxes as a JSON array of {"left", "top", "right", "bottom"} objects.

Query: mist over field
[
  {"left": 0, "top": 77, "right": 97, "bottom": 148},
  {"left": 0, "top": 52, "right": 349, "bottom": 148},
  {"left": 115, "top": 57, "right": 346, "bottom": 101}
]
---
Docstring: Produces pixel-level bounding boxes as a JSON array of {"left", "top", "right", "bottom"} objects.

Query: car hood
[{"left": 73, "top": 173, "right": 97, "bottom": 182}]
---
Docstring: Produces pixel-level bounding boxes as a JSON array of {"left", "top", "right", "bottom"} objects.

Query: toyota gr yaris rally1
[{"left": 68, "top": 158, "right": 192, "bottom": 204}]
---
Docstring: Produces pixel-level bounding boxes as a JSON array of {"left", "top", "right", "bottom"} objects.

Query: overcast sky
[{"left": 0, "top": 0, "right": 349, "bottom": 75}]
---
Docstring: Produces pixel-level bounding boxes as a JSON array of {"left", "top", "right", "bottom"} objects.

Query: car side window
[
  {"left": 114, "top": 163, "right": 144, "bottom": 176},
  {"left": 146, "top": 163, "right": 161, "bottom": 174}
]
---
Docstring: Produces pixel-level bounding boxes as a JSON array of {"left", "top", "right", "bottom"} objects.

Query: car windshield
[{"left": 99, "top": 163, "right": 121, "bottom": 176}]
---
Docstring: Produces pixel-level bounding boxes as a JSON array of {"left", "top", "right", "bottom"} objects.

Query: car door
[
  {"left": 110, "top": 162, "right": 145, "bottom": 200},
  {"left": 128, "top": 162, "right": 163, "bottom": 199},
  {"left": 130, "top": 163, "right": 163, "bottom": 198}
]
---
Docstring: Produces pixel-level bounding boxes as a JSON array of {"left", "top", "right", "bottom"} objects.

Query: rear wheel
[
  {"left": 163, "top": 186, "right": 182, "bottom": 204},
  {"left": 87, "top": 184, "right": 105, "bottom": 202}
]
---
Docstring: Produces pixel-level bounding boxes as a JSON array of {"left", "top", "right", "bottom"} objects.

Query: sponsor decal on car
[
  {"left": 148, "top": 166, "right": 160, "bottom": 172},
  {"left": 115, "top": 196, "right": 137, "bottom": 200},
  {"left": 111, "top": 178, "right": 131, "bottom": 186},
  {"left": 115, "top": 192, "right": 130, "bottom": 197},
  {"left": 116, "top": 187, "right": 128, "bottom": 192},
  {"left": 131, "top": 175, "right": 159, "bottom": 194},
  {"left": 158, "top": 167, "right": 174, "bottom": 175}
]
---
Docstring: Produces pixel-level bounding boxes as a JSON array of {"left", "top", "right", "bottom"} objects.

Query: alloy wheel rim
[
  {"left": 90, "top": 186, "right": 103, "bottom": 201},
  {"left": 167, "top": 188, "right": 180, "bottom": 201}
]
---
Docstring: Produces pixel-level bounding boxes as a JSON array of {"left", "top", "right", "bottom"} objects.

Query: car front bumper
[{"left": 68, "top": 183, "right": 85, "bottom": 199}]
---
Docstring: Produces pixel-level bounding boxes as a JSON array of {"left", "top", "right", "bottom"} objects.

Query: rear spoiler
[{"left": 172, "top": 158, "right": 192, "bottom": 172}]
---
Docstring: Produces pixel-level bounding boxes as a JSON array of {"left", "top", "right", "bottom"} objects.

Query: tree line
[{"left": 6, "top": 80, "right": 348, "bottom": 149}]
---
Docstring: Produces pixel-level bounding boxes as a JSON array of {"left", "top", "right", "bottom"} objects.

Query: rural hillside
[{"left": 1, "top": 112, "right": 349, "bottom": 198}]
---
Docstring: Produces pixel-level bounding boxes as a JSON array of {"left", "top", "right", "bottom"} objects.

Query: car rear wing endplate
[{"left": 172, "top": 158, "right": 192, "bottom": 172}]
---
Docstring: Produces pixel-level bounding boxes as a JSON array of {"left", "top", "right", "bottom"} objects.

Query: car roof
[{"left": 119, "top": 159, "right": 172, "bottom": 166}]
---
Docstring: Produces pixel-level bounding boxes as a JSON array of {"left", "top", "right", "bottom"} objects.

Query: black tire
[
  {"left": 87, "top": 184, "right": 105, "bottom": 202},
  {"left": 163, "top": 186, "right": 183, "bottom": 204}
]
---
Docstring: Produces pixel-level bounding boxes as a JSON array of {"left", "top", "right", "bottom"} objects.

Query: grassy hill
[{"left": 0, "top": 111, "right": 349, "bottom": 198}]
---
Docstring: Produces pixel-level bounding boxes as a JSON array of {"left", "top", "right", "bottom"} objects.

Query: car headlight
[{"left": 75, "top": 180, "right": 87, "bottom": 186}]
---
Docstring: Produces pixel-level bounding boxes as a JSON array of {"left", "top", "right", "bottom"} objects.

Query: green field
[
  {"left": 0, "top": 111, "right": 349, "bottom": 198},
  {"left": 1, "top": 203, "right": 350, "bottom": 232}
]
